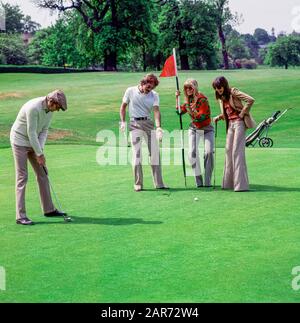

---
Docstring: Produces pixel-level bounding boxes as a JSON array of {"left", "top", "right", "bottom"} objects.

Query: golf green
[
  {"left": 0, "top": 69, "right": 300, "bottom": 302},
  {"left": 0, "top": 145, "right": 300, "bottom": 302}
]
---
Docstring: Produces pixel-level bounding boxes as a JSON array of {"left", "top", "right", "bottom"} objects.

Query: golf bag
[{"left": 245, "top": 109, "right": 291, "bottom": 148}]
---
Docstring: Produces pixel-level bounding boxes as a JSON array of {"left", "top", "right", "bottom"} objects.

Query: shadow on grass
[
  {"left": 250, "top": 184, "right": 300, "bottom": 193},
  {"left": 144, "top": 185, "right": 300, "bottom": 193},
  {"left": 143, "top": 186, "right": 222, "bottom": 193},
  {"left": 35, "top": 217, "right": 163, "bottom": 226},
  {"left": 71, "top": 216, "right": 163, "bottom": 225}
]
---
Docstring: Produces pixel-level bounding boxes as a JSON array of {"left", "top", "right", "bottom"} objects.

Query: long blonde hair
[{"left": 183, "top": 79, "right": 199, "bottom": 102}]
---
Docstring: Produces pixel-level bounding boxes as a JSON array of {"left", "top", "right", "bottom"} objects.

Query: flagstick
[{"left": 173, "top": 48, "right": 187, "bottom": 188}]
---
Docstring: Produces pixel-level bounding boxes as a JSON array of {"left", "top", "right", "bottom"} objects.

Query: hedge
[{"left": 0, "top": 65, "right": 101, "bottom": 74}]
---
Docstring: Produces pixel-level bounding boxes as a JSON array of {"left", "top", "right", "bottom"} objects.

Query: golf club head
[
  {"left": 64, "top": 216, "right": 72, "bottom": 223},
  {"left": 266, "top": 117, "right": 275, "bottom": 125}
]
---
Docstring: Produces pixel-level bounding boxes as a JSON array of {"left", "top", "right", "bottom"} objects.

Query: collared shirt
[
  {"left": 122, "top": 86, "right": 159, "bottom": 119},
  {"left": 10, "top": 97, "right": 53, "bottom": 156}
]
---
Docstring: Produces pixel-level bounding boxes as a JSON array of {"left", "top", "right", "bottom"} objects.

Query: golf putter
[
  {"left": 120, "top": 122, "right": 131, "bottom": 147},
  {"left": 124, "top": 126, "right": 131, "bottom": 147},
  {"left": 42, "top": 166, "right": 72, "bottom": 222},
  {"left": 213, "top": 121, "right": 218, "bottom": 190}
]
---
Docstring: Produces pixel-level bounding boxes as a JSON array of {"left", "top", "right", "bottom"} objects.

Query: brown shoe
[
  {"left": 44, "top": 209, "right": 67, "bottom": 217},
  {"left": 156, "top": 186, "right": 170, "bottom": 190},
  {"left": 16, "top": 218, "right": 34, "bottom": 225}
]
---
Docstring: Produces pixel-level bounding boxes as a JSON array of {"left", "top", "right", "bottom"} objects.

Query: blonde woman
[
  {"left": 176, "top": 79, "right": 214, "bottom": 187},
  {"left": 212, "top": 76, "right": 256, "bottom": 192}
]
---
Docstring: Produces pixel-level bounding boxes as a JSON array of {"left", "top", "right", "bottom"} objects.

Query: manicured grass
[
  {"left": 0, "top": 69, "right": 300, "bottom": 302},
  {"left": 0, "top": 69, "right": 300, "bottom": 148},
  {"left": 0, "top": 145, "right": 300, "bottom": 302}
]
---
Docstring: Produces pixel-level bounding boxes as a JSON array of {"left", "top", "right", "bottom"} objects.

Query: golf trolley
[{"left": 246, "top": 108, "right": 292, "bottom": 148}]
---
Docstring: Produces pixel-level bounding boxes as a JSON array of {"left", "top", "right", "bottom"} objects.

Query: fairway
[{"left": 1, "top": 69, "right": 300, "bottom": 302}]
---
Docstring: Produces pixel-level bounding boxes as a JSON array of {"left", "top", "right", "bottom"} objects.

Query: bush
[
  {"left": 265, "top": 35, "right": 300, "bottom": 69},
  {"left": 0, "top": 65, "right": 99, "bottom": 73},
  {"left": 0, "top": 34, "right": 28, "bottom": 65},
  {"left": 234, "top": 59, "right": 242, "bottom": 69},
  {"left": 235, "top": 58, "right": 258, "bottom": 69},
  {"left": 0, "top": 53, "right": 6, "bottom": 64}
]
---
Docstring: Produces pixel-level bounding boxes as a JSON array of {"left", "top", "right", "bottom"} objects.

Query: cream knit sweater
[{"left": 10, "top": 97, "right": 53, "bottom": 156}]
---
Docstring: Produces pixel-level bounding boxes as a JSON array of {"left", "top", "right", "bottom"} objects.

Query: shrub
[
  {"left": 235, "top": 58, "right": 257, "bottom": 69},
  {"left": 0, "top": 65, "right": 98, "bottom": 73},
  {"left": 0, "top": 34, "right": 28, "bottom": 65}
]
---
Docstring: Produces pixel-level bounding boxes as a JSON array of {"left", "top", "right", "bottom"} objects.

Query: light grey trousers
[
  {"left": 188, "top": 124, "right": 215, "bottom": 187},
  {"left": 223, "top": 120, "right": 249, "bottom": 192},
  {"left": 129, "top": 120, "right": 165, "bottom": 189},
  {"left": 12, "top": 145, "right": 55, "bottom": 220}
]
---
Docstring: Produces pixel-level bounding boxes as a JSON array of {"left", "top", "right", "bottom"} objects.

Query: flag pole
[{"left": 173, "top": 48, "right": 187, "bottom": 188}]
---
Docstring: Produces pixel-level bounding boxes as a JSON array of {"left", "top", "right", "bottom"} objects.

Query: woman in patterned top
[
  {"left": 176, "top": 79, "right": 215, "bottom": 187},
  {"left": 213, "top": 76, "right": 256, "bottom": 192}
]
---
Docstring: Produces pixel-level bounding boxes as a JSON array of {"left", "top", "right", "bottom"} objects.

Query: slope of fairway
[
  {"left": 1, "top": 69, "right": 299, "bottom": 303},
  {"left": 1, "top": 145, "right": 300, "bottom": 303},
  {"left": 0, "top": 69, "right": 299, "bottom": 149}
]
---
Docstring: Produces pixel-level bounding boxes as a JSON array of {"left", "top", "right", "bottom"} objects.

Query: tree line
[{"left": 1, "top": 0, "right": 300, "bottom": 70}]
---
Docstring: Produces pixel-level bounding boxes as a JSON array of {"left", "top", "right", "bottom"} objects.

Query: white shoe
[{"left": 134, "top": 185, "right": 143, "bottom": 192}]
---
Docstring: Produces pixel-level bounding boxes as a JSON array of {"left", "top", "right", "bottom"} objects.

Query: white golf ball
[{"left": 194, "top": 197, "right": 199, "bottom": 202}]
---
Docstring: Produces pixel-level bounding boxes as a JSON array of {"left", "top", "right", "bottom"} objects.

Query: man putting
[
  {"left": 10, "top": 90, "right": 68, "bottom": 225},
  {"left": 120, "top": 74, "right": 169, "bottom": 192}
]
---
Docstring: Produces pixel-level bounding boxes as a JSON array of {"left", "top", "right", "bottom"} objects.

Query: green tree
[
  {"left": 0, "top": 33, "right": 28, "bottom": 64},
  {"left": 258, "top": 47, "right": 269, "bottom": 65},
  {"left": 23, "top": 15, "right": 41, "bottom": 33},
  {"left": 68, "top": 16, "right": 102, "bottom": 68},
  {"left": 34, "top": 0, "right": 153, "bottom": 71},
  {"left": 227, "top": 35, "right": 250, "bottom": 61},
  {"left": 27, "top": 29, "right": 50, "bottom": 64},
  {"left": 0, "top": 2, "right": 40, "bottom": 34},
  {"left": 157, "top": 0, "right": 219, "bottom": 70},
  {"left": 242, "top": 33, "right": 260, "bottom": 60},
  {"left": 265, "top": 35, "right": 300, "bottom": 69},
  {"left": 28, "top": 18, "right": 88, "bottom": 67},
  {"left": 181, "top": 0, "right": 219, "bottom": 69},
  {"left": 157, "top": 0, "right": 191, "bottom": 70},
  {"left": 270, "top": 27, "right": 277, "bottom": 42},
  {"left": 254, "top": 28, "right": 270, "bottom": 45},
  {"left": 211, "top": 0, "right": 234, "bottom": 69},
  {"left": 1, "top": 2, "right": 24, "bottom": 33}
]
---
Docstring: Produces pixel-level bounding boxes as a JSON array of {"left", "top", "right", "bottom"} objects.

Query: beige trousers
[
  {"left": 12, "top": 145, "right": 55, "bottom": 220},
  {"left": 129, "top": 120, "right": 165, "bottom": 189},
  {"left": 188, "top": 124, "right": 215, "bottom": 187},
  {"left": 223, "top": 121, "right": 249, "bottom": 191}
]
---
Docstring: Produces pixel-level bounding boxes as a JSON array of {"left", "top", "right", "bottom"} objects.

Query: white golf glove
[
  {"left": 213, "top": 116, "right": 219, "bottom": 123},
  {"left": 120, "top": 121, "right": 126, "bottom": 133},
  {"left": 156, "top": 127, "right": 164, "bottom": 142}
]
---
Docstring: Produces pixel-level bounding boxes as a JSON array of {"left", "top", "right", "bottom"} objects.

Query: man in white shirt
[
  {"left": 10, "top": 90, "right": 68, "bottom": 225},
  {"left": 120, "top": 74, "right": 168, "bottom": 192}
]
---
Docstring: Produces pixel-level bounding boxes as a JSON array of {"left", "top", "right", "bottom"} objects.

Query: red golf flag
[{"left": 160, "top": 55, "right": 176, "bottom": 77}]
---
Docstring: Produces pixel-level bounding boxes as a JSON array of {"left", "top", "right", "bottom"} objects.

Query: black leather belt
[{"left": 132, "top": 117, "right": 149, "bottom": 121}]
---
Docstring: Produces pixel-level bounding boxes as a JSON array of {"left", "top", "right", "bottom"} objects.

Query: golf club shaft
[
  {"left": 123, "top": 123, "right": 130, "bottom": 147},
  {"left": 43, "top": 166, "right": 65, "bottom": 217},
  {"left": 48, "top": 178, "right": 63, "bottom": 212},
  {"left": 214, "top": 122, "right": 218, "bottom": 189},
  {"left": 179, "top": 114, "right": 187, "bottom": 188},
  {"left": 124, "top": 129, "right": 128, "bottom": 146}
]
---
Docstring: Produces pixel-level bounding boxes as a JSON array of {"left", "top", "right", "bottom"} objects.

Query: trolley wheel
[{"left": 259, "top": 137, "right": 273, "bottom": 148}]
